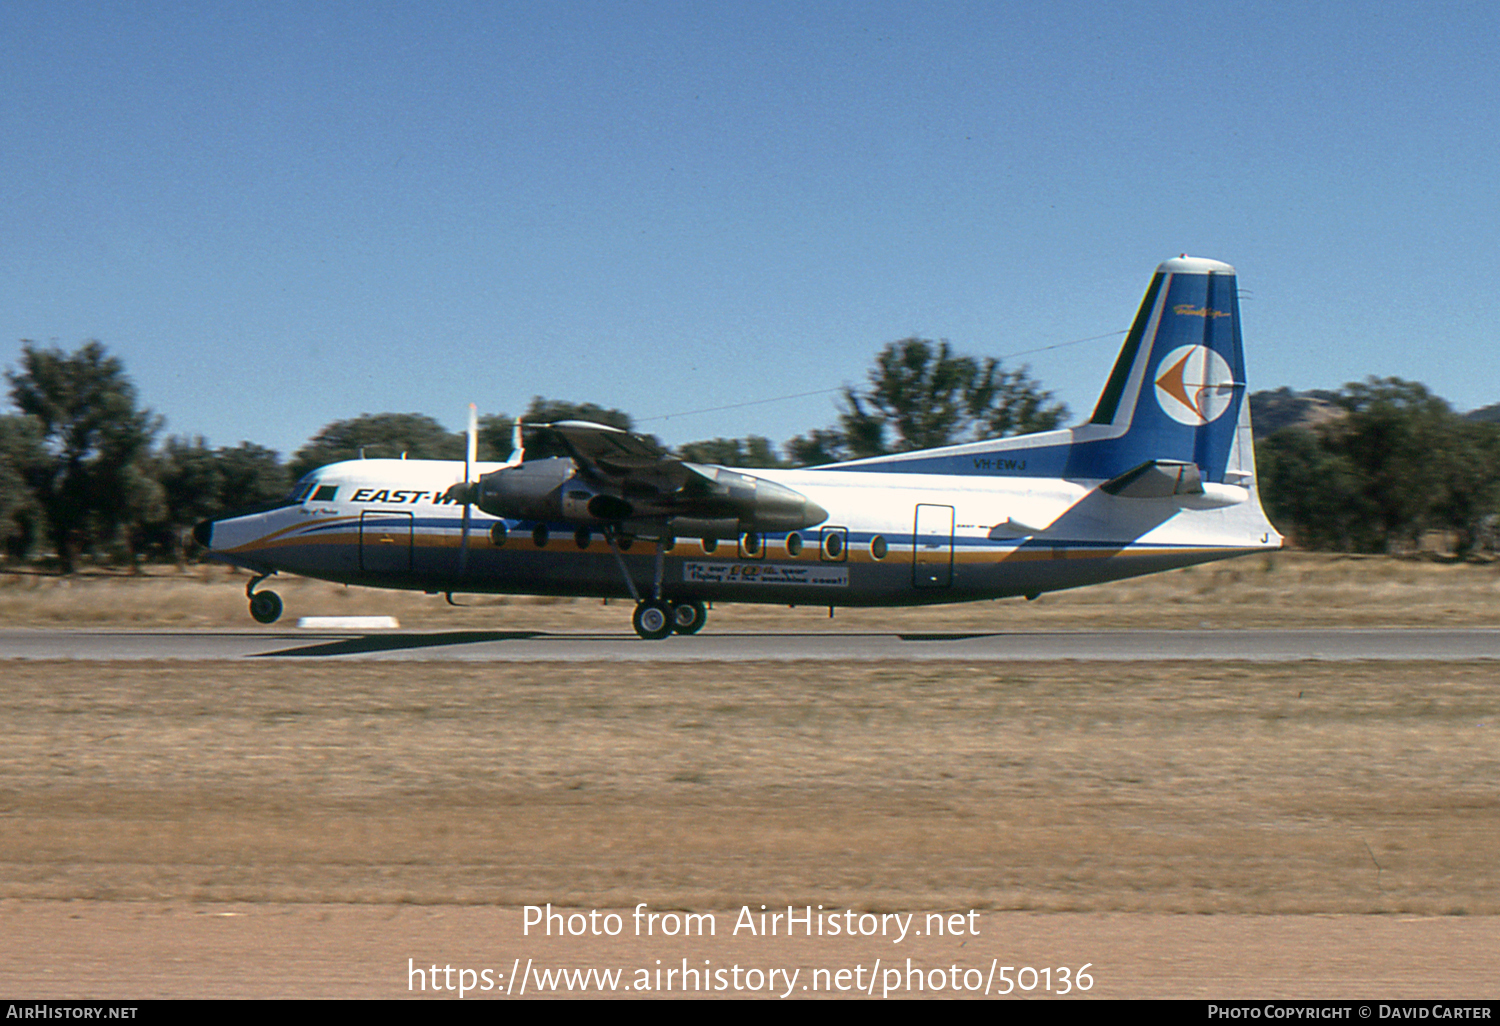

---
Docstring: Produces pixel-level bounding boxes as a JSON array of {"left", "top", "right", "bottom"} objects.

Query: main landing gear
[
  {"left": 603, "top": 527, "right": 709, "bottom": 640},
  {"left": 630, "top": 598, "right": 708, "bottom": 641},
  {"left": 246, "top": 572, "right": 283, "bottom": 624},
  {"left": 632, "top": 600, "right": 673, "bottom": 641},
  {"left": 670, "top": 598, "right": 707, "bottom": 635}
]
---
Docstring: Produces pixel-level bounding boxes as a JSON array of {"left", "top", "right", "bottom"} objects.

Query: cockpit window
[{"left": 287, "top": 477, "right": 339, "bottom": 504}]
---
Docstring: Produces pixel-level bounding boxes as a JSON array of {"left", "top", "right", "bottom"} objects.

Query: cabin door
[
  {"left": 912, "top": 503, "right": 955, "bottom": 588},
  {"left": 360, "top": 511, "right": 413, "bottom": 573}
]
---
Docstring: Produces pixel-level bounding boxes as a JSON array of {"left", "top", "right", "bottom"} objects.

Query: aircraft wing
[
  {"left": 513, "top": 420, "right": 827, "bottom": 531},
  {"left": 535, "top": 420, "right": 697, "bottom": 491}
]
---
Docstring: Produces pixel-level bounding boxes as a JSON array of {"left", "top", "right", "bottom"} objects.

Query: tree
[
  {"left": 1257, "top": 377, "right": 1500, "bottom": 555},
  {"left": 838, "top": 339, "right": 979, "bottom": 456},
  {"left": 970, "top": 362, "right": 1071, "bottom": 440},
  {"left": 1429, "top": 419, "right": 1500, "bottom": 556},
  {"left": 1259, "top": 427, "right": 1370, "bottom": 551},
  {"left": 147, "top": 437, "right": 224, "bottom": 561},
  {"left": 6, "top": 341, "right": 161, "bottom": 571},
  {"left": 791, "top": 338, "right": 1068, "bottom": 464},
  {"left": 215, "top": 442, "right": 289, "bottom": 508},
  {"left": 784, "top": 428, "right": 850, "bottom": 468},
  {"left": 1330, "top": 378, "right": 1455, "bottom": 552},
  {"left": 0, "top": 414, "right": 45, "bottom": 560},
  {"left": 289, "top": 413, "right": 462, "bottom": 481},
  {"left": 676, "top": 436, "right": 786, "bottom": 468}
]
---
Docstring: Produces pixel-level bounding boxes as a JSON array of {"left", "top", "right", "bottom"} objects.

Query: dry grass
[
  {"left": 2, "top": 658, "right": 1497, "bottom": 915},
  {"left": 2, "top": 551, "right": 1500, "bottom": 630}
]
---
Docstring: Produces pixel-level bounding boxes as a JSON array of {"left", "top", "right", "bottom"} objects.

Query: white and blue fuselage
[{"left": 200, "top": 257, "right": 1282, "bottom": 632}]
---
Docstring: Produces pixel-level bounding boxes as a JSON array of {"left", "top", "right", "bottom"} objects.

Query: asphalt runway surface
[{"left": 3, "top": 626, "right": 1500, "bottom": 661}]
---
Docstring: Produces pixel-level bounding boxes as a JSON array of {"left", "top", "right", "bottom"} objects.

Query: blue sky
[{"left": 3, "top": 0, "right": 1497, "bottom": 461}]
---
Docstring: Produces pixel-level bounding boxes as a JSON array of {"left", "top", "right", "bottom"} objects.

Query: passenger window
[
  {"left": 870, "top": 535, "right": 888, "bottom": 560},
  {"left": 786, "top": 532, "right": 803, "bottom": 556},
  {"left": 821, "top": 527, "right": 847, "bottom": 562},
  {"left": 490, "top": 523, "right": 508, "bottom": 547},
  {"left": 739, "top": 531, "right": 764, "bottom": 559}
]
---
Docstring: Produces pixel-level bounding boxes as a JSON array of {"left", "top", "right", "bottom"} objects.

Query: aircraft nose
[{"left": 192, "top": 519, "right": 214, "bottom": 548}]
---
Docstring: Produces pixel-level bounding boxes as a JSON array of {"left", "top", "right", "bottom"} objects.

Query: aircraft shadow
[
  {"left": 895, "top": 632, "right": 1007, "bottom": 642},
  {"left": 256, "top": 629, "right": 550, "bottom": 657},
  {"left": 252, "top": 628, "right": 1019, "bottom": 656}
]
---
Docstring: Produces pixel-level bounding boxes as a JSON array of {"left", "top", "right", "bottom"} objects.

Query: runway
[{"left": 4, "top": 626, "right": 1500, "bottom": 660}]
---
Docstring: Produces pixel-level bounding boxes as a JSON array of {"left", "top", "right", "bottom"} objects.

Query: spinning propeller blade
[
  {"left": 457, "top": 403, "right": 477, "bottom": 574},
  {"left": 504, "top": 416, "right": 524, "bottom": 468}
]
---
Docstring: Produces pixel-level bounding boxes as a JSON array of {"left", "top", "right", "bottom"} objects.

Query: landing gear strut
[
  {"left": 605, "top": 527, "right": 710, "bottom": 640},
  {"left": 246, "top": 572, "right": 283, "bottom": 624}
]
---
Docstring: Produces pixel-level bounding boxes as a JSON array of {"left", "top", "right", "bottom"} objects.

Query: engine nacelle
[
  {"left": 679, "top": 464, "right": 828, "bottom": 531},
  {"left": 476, "top": 458, "right": 638, "bottom": 523},
  {"left": 474, "top": 457, "right": 575, "bottom": 522}
]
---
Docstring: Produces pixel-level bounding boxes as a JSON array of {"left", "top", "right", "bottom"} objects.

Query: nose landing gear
[{"left": 246, "top": 572, "right": 283, "bottom": 624}]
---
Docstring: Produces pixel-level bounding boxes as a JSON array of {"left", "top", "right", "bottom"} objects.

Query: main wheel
[
  {"left": 632, "top": 600, "right": 673, "bottom": 640},
  {"left": 249, "top": 590, "right": 283, "bottom": 624},
  {"left": 671, "top": 599, "right": 707, "bottom": 635}
]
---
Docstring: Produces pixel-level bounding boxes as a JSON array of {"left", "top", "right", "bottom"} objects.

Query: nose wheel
[
  {"left": 246, "top": 572, "right": 283, "bottom": 624},
  {"left": 249, "top": 590, "right": 284, "bottom": 624}
]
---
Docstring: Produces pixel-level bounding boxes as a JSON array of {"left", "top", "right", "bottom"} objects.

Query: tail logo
[
  {"left": 1154, "top": 345, "right": 1236, "bottom": 426},
  {"left": 1173, "top": 304, "right": 1231, "bottom": 319}
]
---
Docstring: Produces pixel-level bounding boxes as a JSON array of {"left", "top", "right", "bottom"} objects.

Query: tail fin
[
  {"left": 1067, "top": 255, "right": 1250, "bottom": 485},
  {"left": 814, "top": 256, "right": 1257, "bottom": 487}
]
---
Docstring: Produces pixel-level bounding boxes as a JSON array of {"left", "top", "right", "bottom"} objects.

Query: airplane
[{"left": 194, "top": 256, "right": 1282, "bottom": 639}]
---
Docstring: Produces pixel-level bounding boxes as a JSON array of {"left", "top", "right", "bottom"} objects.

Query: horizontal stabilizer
[
  {"left": 1101, "top": 459, "right": 1250, "bottom": 508},
  {"left": 1101, "top": 460, "right": 1203, "bottom": 498}
]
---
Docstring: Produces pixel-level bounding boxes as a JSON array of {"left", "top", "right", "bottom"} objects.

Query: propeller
[
  {"left": 452, "top": 408, "right": 525, "bottom": 576},
  {"left": 505, "top": 416, "right": 525, "bottom": 467},
  {"left": 457, "top": 403, "right": 478, "bottom": 575}
]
